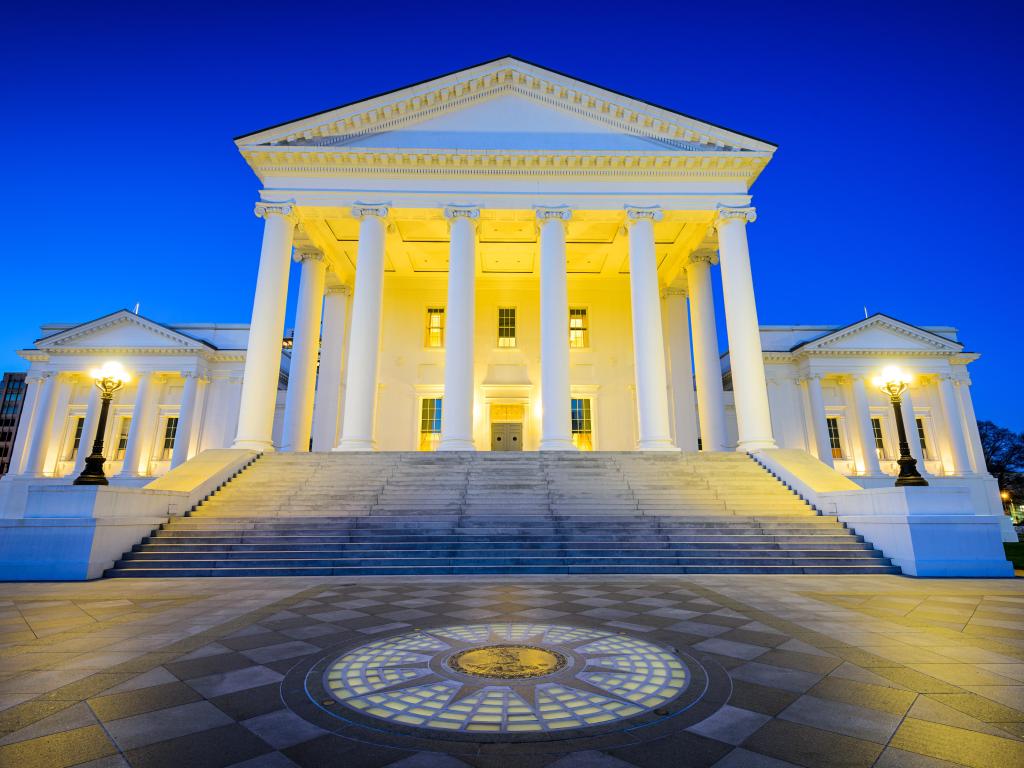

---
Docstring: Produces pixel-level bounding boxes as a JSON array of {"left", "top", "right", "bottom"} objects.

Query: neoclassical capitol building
[{"left": 0, "top": 58, "right": 1012, "bottom": 579}]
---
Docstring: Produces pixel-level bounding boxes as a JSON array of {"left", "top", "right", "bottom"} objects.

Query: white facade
[{"left": 0, "top": 58, "right": 999, "bottom": 509}]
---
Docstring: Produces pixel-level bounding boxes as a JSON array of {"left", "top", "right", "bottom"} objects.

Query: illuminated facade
[{"left": 0, "top": 58, "right": 996, "bottom": 501}]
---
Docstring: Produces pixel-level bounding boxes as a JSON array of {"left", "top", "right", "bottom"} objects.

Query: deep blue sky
[{"left": 2, "top": 1, "right": 1021, "bottom": 428}]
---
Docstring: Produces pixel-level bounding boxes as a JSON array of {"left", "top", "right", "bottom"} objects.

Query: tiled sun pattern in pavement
[{"left": 0, "top": 576, "right": 1020, "bottom": 768}]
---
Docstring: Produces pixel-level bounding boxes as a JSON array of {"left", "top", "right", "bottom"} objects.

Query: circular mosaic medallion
[
  {"left": 448, "top": 644, "right": 567, "bottom": 679},
  {"left": 322, "top": 623, "right": 688, "bottom": 734}
]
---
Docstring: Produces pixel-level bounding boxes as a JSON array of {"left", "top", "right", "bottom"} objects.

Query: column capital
[
  {"left": 688, "top": 247, "right": 719, "bottom": 267},
  {"left": 325, "top": 283, "right": 349, "bottom": 296},
  {"left": 27, "top": 370, "right": 53, "bottom": 384},
  {"left": 351, "top": 203, "right": 390, "bottom": 220},
  {"left": 535, "top": 205, "right": 572, "bottom": 222},
  {"left": 293, "top": 248, "right": 324, "bottom": 264},
  {"left": 444, "top": 205, "right": 481, "bottom": 221},
  {"left": 714, "top": 205, "right": 757, "bottom": 227},
  {"left": 625, "top": 205, "right": 664, "bottom": 224},
  {"left": 254, "top": 201, "right": 296, "bottom": 222}
]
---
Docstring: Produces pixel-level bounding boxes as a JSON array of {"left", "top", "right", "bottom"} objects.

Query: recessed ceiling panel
[
  {"left": 654, "top": 222, "right": 685, "bottom": 244},
  {"left": 481, "top": 243, "right": 535, "bottom": 273},
  {"left": 326, "top": 218, "right": 360, "bottom": 241},
  {"left": 566, "top": 244, "right": 608, "bottom": 273},
  {"left": 405, "top": 242, "right": 450, "bottom": 272},
  {"left": 396, "top": 219, "right": 449, "bottom": 242},
  {"left": 341, "top": 245, "right": 395, "bottom": 272},
  {"left": 566, "top": 221, "right": 619, "bottom": 244},
  {"left": 479, "top": 220, "right": 537, "bottom": 243}
]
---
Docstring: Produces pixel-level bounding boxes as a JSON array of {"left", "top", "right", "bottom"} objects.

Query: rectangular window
[
  {"left": 66, "top": 417, "right": 85, "bottom": 461},
  {"left": 425, "top": 307, "right": 445, "bottom": 348},
  {"left": 916, "top": 418, "right": 930, "bottom": 459},
  {"left": 115, "top": 417, "right": 132, "bottom": 460},
  {"left": 871, "top": 417, "right": 887, "bottom": 459},
  {"left": 161, "top": 417, "right": 179, "bottom": 460},
  {"left": 497, "top": 307, "right": 517, "bottom": 348},
  {"left": 826, "top": 417, "right": 843, "bottom": 459},
  {"left": 419, "top": 398, "right": 442, "bottom": 452},
  {"left": 571, "top": 398, "right": 593, "bottom": 451},
  {"left": 569, "top": 307, "right": 589, "bottom": 348}
]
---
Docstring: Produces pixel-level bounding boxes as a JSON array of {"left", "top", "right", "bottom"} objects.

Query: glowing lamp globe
[
  {"left": 90, "top": 361, "right": 130, "bottom": 394},
  {"left": 873, "top": 366, "right": 912, "bottom": 399}
]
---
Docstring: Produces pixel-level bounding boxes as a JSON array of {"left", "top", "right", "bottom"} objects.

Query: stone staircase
[{"left": 105, "top": 452, "right": 899, "bottom": 576}]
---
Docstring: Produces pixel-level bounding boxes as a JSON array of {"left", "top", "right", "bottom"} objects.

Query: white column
[
  {"left": 537, "top": 207, "right": 575, "bottom": 451},
  {"left": 715, "top": 206, "right": 776, "bottom": 451},
  {"left": 850, "top": 374, "right": 882, "bottom": 475},
  {"left": 72, "top": 386, "right": 101, "bottom": 476},
  {"left": 170, "top": 372, "right": 201, "bottom": 468},
  {"left": 900, "top": 388, "right": 929, "bottom": 473},
  {"left": 7, "top": 373, "right": 42, "bottom": 475},
  {"left": 625, "top": 207, "right": 676, "bottom": 451},
  {"left": 281, "top": 250, "right": 327, "bottom": 452},
  {"left": 233, "top": 201, "right": 296, "bottom": 451},
  {"left": 337, "top": 205, "right": 389, "bottom": 451},
  {"left": 439, "top": 206, "right": 479, "bottom": 451},
  {"left": 686, "top": 251, "right": 728, "bottom": 451},
  {"left": 804, "top": 374, "right": 834, "bottom": 468},
  {"left": 118, "top": 372, "right": 157, "bottom": 478},
  {"left": 664, "top": 288, "right": 698, "bottom": 451},
  {"left": 311, "top": 284, "right": 349, "bottom": 452},
  {"left": 20, "top": 372, "right": 57, "bottom": 476},
  {"left": 956, "top": 378, "right": 985, "bottom": 473},
  {"left": 937, "top": 374, "right": 972, "bottom": 475}
]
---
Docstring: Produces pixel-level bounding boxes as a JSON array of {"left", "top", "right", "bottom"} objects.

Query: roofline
[
  {"left": 787, "top": 312, "right": 963, "bottom": 353},
  {"left": 233, "top": 55, "right": 778, "bottom": 148},
  {"left": 35, "top": 309, "right": 216, "bottom": 350}
]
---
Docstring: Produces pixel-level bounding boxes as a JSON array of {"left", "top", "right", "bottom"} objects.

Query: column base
[
  {"left": 540, "top": 438, "right": 577, "bottom": 451},
  {"left": 232, "top": 439, "right": 275, "bottom": 452},
  {"left": 335, "top": 438, "right": 376, "bottom": 452},
  {"left": 737, "top": 440, "right": 778, "bottom": 452},
  {"left": 439, "top": 439, "right": 476, "bottom": 451},
  {"left": 637, "top": 440, "right": 681, "bottom": 452}
]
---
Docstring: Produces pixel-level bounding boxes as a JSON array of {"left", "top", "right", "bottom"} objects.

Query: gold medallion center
[{"left": 448, "top": 644, "right": 567, "bottom": 679}]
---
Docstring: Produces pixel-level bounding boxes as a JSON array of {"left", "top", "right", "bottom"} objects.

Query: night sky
[{"left": 3, "top": 1, "right": 1021, "bottom": 428}]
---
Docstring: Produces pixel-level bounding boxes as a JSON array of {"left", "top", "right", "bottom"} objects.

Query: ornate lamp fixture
[
  {"left": 872, "top": 366, "right": 928, "bottom": 487},
  {"left": 73, "top": 361, "right": 130, "bottom": 486}
]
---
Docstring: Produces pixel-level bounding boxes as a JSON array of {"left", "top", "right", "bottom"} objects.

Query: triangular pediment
[
  {"left": 792, "top": 315, "right": 963, "bottom": 355},
  {"left": 36, "top": 310, "right": 213, "bottom": 352},
  {"left": 236, "top": 57, "right": 775, "bottom": 155}
]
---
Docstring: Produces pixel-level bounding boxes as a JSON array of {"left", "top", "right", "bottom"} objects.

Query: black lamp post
[
  {"left": 73, "top": 362, "right": 129, "bottom": 486},
  {"left": 873, "top": 367, "right": 928, "bottom": 487}
]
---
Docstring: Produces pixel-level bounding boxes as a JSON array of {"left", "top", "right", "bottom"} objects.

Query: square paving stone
[
  {"left": 805, "top": 676, "right": 916, "bottom": 716},
  {"left": 105, "top": 700, "right": 235, "bottom": 750},
  {"left": 693, "top": 638, "right": 769, "bottom": 661},
  {"left": 778, "top": 694, "right": 903, "bottom": 743},
  {"left": 211, "top": 682, "right": 286, "bottom": 721},
  {"left": 727, "top": 680, "right": 800, "bottom": 716},
  {"left": 743, "top": 719, "right": 883, "bottom": 768},
  {"left": 608, "top": 730, "right": 732, "bottom": 768},
  {"left": 0, "top": 723, "right": 117, "bottom": 768},
  {"left": 125, "top": 723, "right": 272, "bottom": 768},
  {"left": 889, "top": 717, "right": 1024, "bottom": 768},
  {"left": 187, "top": 665, "right": 285, "bottom": 698},
  {"left": 686, "top": 704, "right": 771, "bottom": 745},
  {"left": 241, "top": 641, "right": 321, "bottom": 665},
  {"left": 242, "top": 708, "right": 328, "bottom": 749},
  {"left": 88, "top": 680, "right": 203, "bottom": 721},
  {"left": 730, "top": 662, "right": 823, "bottom": 694}
]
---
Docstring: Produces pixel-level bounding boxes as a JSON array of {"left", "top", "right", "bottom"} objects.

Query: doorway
[{"left": 490, "top": 404, "right": 525, "bottom": 451}]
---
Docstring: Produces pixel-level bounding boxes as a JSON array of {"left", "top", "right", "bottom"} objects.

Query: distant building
[{"left": 0, "top": 373, "right": 28, "bottom": 476}]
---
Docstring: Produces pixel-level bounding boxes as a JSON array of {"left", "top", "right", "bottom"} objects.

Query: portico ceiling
[{"left": 302, "top": 207, "right": 709, "bottom": 284}]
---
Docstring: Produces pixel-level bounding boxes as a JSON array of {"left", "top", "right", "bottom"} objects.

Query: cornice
[
  {"left": 37, "top": 312, "right": 213, "bottom": 352},
  {"left": 241, "top": 148, "right": 770, "bottom": 182}
]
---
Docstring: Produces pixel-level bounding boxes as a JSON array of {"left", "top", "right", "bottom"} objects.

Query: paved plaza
[{"left": 0, "top": 575, "right": 1022, "bottom": 768}]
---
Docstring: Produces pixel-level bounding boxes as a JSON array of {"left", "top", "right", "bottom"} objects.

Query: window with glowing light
[
  {"left": 425, "top": 307, "right": 445, "bottom": 348},
  {"left": 160, "top": 417, "right": 178, "bottom": 460},
  {"left": 826, "top": 417, "right": 844, "bottom": 459},
  {"left": 915, "top": 418, "right": 931, "bottom": 459},
  {"left": 66, "top": 416, "right": 85, "bottom": 461},
  {"left": 871, "top": 417, "right": 887, "bottom": 459},
  {"left": 569, "top": 308, "right": 589, "bottom": 348},
  {"left": 419, "top": 398, "right": 442, "bottom": 451},
  {"left": 115, "top": 417, "right": 132, "bottom": 460},
  {"left": 571, "top": 398, "right": 593, "bottom": 451},
  {"left": 497, "top": 307, "right": 517, "bottom": 348}
]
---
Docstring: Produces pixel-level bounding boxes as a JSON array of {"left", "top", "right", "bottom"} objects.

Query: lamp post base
[
  {"left": 895, "top": 457, "right": 929, "bottom": 487},
  {"left": 73, "top": 455, "right": 109, "bottom": 486}
]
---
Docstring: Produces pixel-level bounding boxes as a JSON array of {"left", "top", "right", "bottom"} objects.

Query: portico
[{"left": 230, "top": 57, "right": 781, "bottom": 454}]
